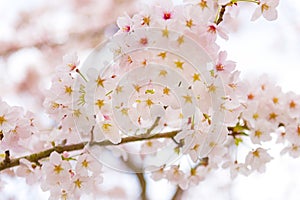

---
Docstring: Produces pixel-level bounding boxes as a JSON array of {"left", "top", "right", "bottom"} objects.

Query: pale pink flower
[
  {"left": 97, "top": 119, "right": 121, "bottom": 144},
  {"left": 174, "top": 129, "right": 207, "bottom": 162},
  {"left": 69, "top": 174, "right": 90, "bottom": 199},
  {"left": 285, "top": 124, "right": 300, "bottom": 145},
  {"left": 116, "top": 14, "right": 133, "bottom": 33},
  {"left": 0, "top": 99, "right": 19, "bottom": 133},
  {"left": 245, "top": 148, "right": 272, "bottom": 173},
  {"left": 151, "top": 166, "right": 166, "bottom": 181},
  {"left": 223, "top": 161, "right": 250, "bottom": 179},
  {"left": 48, "top": 73, "right": 75, "bottom": 106},
  {"left": 165, "top": 165, "right": 186, "bottom": 185},
  {"left": 49, "top": 189, "right": 73, "bottom": 200},
  {"left": 41, "top": 152, "right": 72, "bottom": 191},
  {"left": 202, "top": 23, "right": 229, "bottom": 42},
  {"left": 179, "top": 166, "right": 207, "bottom": 189},
  {"left": 214, "top": 51, "right": 236, "bottom": 74},
  {"left": 281, "top": 144, "right": 300, "bottom": 158},
  {"left": 207, "top": 144, "right": 229, "bottom": 168},
  {"left": 1, "top": 116, "right": 34, "bottom": 152},
  {"left": 75, "top": 153, "right": 103, "bottom": 176},
  {"left": 140, "top": 140, "right": 164, "bottom": 156},
  {"left": 251, "top": 0, "right": 279, "bottom": 21},
  {"left": 16, "top": 159, "right": 41, "bottom": 185},
  {"left": 275, "top": 126, "right": 286, "bottom": 144},
  {"left": 61, "top": 52, "right": 80, "bottom": 72},
  {"left": 284, "top": 91, "right": 300, "bottom": 119},
  {"left": 154, "top": 0, "right": 175, "bottom": 21},
  {"left": 249, "top": 120, "right": 272, "bottom": 144},
  {"left": 132, "top": 4, "right": 153, "bottom": 28}
]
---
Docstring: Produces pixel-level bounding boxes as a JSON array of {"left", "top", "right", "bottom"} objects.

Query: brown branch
[
  {"left": 123, "top": 157, "right": 148, "bottom": 200},
  {"left": 4, "top": 150, "right": 10, "bottom": 164},
  {"left": 0, "top": 142, "right": 86, "bottom": 172},
  {"left": 89, "top": 130, "right": 179, "bottom": 146},
  {"left": 136, "top": 172, "right": 147, "bottom": 200},
  {"left": 215, "top": 5, "right": 227, "bottom": 25},
  {"left": 0, "top": 130, "right": 180, "bottom": 172},
  {"left": 171, "top": 186, "right": 184, "bottom": 200}
]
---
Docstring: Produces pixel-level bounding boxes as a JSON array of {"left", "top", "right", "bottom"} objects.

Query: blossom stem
[
  {"left": 237, "top": 0, "right": 260, "bottom": 4},
  {"left": 76, "top": 69, "right": 88, "bottom": 82},
  {"left": 0, "top": 130, "right": 180, "bottom": 171},
  {"left": 215, "top": 5, "right": 227, "bottom": 25},
  {"left": 122, "top": 157, "right": 148, "bottom": 200},
  {"left": 136, "top": 172, "right": 147, "bottom": 200}
]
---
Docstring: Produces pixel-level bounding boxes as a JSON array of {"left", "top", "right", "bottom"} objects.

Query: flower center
[
  {"left": 163, "top": 12, "right": 171, "bottom": 20},
  {"left": 0, "top": 115, "right": 6, "bottom": 126},
  {"left": 261, "top": 3, "right": 269, "bottom": 12}
]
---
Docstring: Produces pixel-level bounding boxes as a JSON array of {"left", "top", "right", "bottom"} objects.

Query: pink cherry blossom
[
  {"left": 251, "top": 0, "right": 280, "bottom": 21},
  {"left": 150, "top": 166, "right": 166, "bottom": 181},
  {"left": 16, "top": 159, "right": 41, "bottom": 185},
  {"left": 222, "top": 160, "right": 250, "bottom": 179},
  {"left": 245, "top": 148, "right": 272, "bottom": 173},
  {"left": 0, "top": 99, "right": 19, "bottom": 133},
  {"left": 281, "top": 144, "right": 300, "bottom": 158},
  {"left": 214, "top": 51, "right": 236, "bottom": 74},
  {"left": 1, "top": 0, "right": 297, "bottom": 199},
  {"left": 41, "top": 152, "right": 72, "bottom": 192},
  {"left": 116, "top": 14, "right": 133, "bottom": 33},
  {"left": 61, "top": 52, "right": 80, "bottom": 72},
  {"left": 179, "top": 166, "right": 207, "bottom": 189},
  {"left": 165, "top": 165, "right": 186, "bottom": 186},
  {"left": 75, "top": 153, "right": 103, "bottom": 176}
]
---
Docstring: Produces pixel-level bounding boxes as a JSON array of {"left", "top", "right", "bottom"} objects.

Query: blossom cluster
[{"left": 0, "top": 0, "right": 292, "bottom": 199}]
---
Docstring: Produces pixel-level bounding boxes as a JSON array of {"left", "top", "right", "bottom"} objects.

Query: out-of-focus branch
[
  {"left": 136, "top": 173, "right": 147, "bottom": 200},
  {"left": 123, "top": 157, "right": 148, "bottom": 200},
  {"left": 0, "top": 26, "right": 106, "bottom": 58},
  {"left": 171, "top": 187, "right": 184, "bottom": 200},
  {"left": 0, "top": 0, "right": 136, "bottom": 58}
]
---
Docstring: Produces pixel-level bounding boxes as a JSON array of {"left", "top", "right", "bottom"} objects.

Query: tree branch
[
  {"left": 0, "top": 130, "right": 180, "bottom": 172},
  {"left": 171, "top": 186, "right": 184, "bottom": 200},
  {"left": 215, "top": 5, "right": 227, "bottom": 25},
  {"left": 136, "top": 172, "right": 147, "bottom": 200},
  {"left": 123, "top": 157, "right": 148, "bottom": 200}
]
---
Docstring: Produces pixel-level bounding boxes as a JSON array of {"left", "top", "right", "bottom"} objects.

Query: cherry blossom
[
  {"left": 222, "top": 160, "right": 250, "bottom": 179},
  {"left": 2, "top": 0, "right": 300, "bottom": 199},
  {"left": 251, "top": 0, "right": 280, "bottom": 21},
  {"left": 16, "top": 158, "right": 41, "bottom": 185},
  {"left": 245, "top": 148, "right": 273, "bottom": 173}
]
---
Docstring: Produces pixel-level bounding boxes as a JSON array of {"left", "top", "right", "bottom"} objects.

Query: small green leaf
[
  {"left": 174, "top": 147, "right": 180, "bottom": 154},
  {"left": 145, "top": 89, "right": 155, "bottom": 94},
  {"left": 234, "top": 138, "right": 243, "bottom": 146}
]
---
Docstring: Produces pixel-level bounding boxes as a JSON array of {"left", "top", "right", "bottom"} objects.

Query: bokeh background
[{"left": 1, "top": 0, "right": 300, "bottom": 199}]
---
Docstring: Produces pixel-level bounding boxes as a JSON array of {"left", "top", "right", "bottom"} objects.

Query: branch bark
[
  {"left": 123, "top": 157, "right": 148, "bottom": 200},
  {"left": 171, "top": 186, "right": 184, "bottom": 200},
  {"left": 215, "top": 5, "right": 227, "bottom": 25},
  {"left": 136, "top": 172, "right": 147, "bottom": 200},
  {"left": 0, "top": 130, "right": 179, "bottom": 172}
]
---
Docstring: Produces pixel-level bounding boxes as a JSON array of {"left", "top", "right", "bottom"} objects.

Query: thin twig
[
  {"left": 122, "top": 156, "right": 148, "bottom": 200},
  {"left": 145, "top": 117, "right": 161, "bottom": 135},
  {"left": 4, "top": 150, "right": 10, "bottom": 164},
  {"left": 136, "top": 173, "right": 147, "bottom": 200},
  {"left": 215, "top": 5, "right": 227, "bottom": 25}
]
